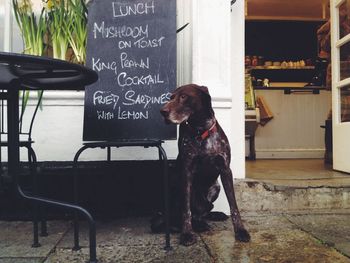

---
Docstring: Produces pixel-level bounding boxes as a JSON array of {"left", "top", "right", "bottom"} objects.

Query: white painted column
[
  {"left": 4, "top": 0, "right": 12, "bottom": 51},
  {"left": 191, "top": 0, "right": 245, "bottom": 179},
  {"left": 191, "top": 0, "right": 245, "bottom": 213},
  {"left": 191, "top": 0, "right": 231, "bottom": 97},
  {"left": 230, "top": 0, "right": 246, "bottom": 179}
]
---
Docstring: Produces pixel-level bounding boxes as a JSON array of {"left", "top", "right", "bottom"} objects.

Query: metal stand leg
[
  {"left": 72, "top": 146, "right": 98, "bottom": 262},
  {"left": 72, "top": 169, "right": 81, "bottom": 252},
  {"left": 72, "top": 145, "right": 90, "bottom": 251},
  {"left": 31, "top": 198, "right": 40, "bottom": 248},
  {"left": 157, "top": 145, "right": 171, "bottom": 251}
]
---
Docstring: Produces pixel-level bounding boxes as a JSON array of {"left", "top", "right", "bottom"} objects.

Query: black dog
[{"left": 158, "top": 84, "right": 250, "bottom": 246}]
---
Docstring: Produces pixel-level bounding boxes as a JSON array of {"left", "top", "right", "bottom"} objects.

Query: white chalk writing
[
  {"left": 118, "top": 40, "right": 131, "bottom": 49},
  {"left": 93, "top": 22, "right": 149, "bottom": 39},
  {"left": 117, "top": 72, "right": 164, "bottom": 87},
  {"left": 120, "top": 52, "right": 149, "bottom": 69},
  {"left": 87, "top": 0, "right": 176, "bottom": 128},
  {"left": 97, "top": 110, "right": 114, "bottom": 120},
  {"left": 92, "top": 57, "right": 118, "bottom": 75},
  {"left": 93, "top": 91, "right": 120, "bottom": 110},
  {"left": 112, "top": 1, "right": 155, "bottom": 17},
  {"left": 133, "top": 36, "right": 165, "bottom": 48},
  {"left": 123, "top": 90, "right": 171, "bottom": 108},
  {"left": 118, "top": 107, "right": 149, "bottom": 120}
]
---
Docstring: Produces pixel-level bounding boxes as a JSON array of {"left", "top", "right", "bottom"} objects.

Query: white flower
[{"left": 17, "top": 0, "right": 33, "bottom": 15}]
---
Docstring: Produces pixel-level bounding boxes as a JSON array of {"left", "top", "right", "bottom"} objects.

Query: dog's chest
[{"left": 180, "top": 132, "right": 228, "bottom": 158}]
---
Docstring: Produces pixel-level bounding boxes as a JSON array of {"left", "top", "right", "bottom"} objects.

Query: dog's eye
[{"left": 180, "top": 94, "right": 187, "bottom": 100}]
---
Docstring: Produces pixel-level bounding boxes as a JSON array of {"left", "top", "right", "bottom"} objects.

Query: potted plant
[{"left": 13, "top": 0, "right": 46, "bottom": 109}]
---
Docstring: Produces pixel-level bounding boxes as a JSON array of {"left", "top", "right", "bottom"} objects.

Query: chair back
[{"left": 0, "top": 90, "right": 43, "bottom": 143}]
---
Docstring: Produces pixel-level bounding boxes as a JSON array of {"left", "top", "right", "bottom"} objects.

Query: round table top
[{"left": 0, "top": 52, "right": 98, "bottom": 90}]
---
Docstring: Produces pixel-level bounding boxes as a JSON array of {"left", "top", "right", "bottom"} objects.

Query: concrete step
[{"left": 235, "top": 179, "right": 350, "bottom": 212}]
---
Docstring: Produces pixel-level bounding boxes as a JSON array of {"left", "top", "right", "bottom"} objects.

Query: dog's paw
[
  {"left": 235, "top": 228, "right": 251, "bottom": 242},
  {"left": 193, "top": 220, "right": 211, "bottom": 233},
  {"left": 205, "top": 211, "right": 229, "bottom": 221},
  {"left": 150, "top": 212, "right": 164, "bottom": 233},
  {"left": 180, "top": 232, "right": 197, "bottom": 246}
]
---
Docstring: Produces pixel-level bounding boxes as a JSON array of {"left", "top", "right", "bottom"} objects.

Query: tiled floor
[{"left": 246, "top": 159, "right": 350, "bottom": 187}]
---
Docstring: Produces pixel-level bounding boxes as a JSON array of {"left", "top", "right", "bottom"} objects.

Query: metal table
[{"left": 0, "top": 52, "right": 99, "bottom": 262}]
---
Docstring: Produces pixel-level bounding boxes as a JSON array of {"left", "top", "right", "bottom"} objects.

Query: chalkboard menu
[{"left": 83, "top": 0, "right": 176, "bottom": 141}]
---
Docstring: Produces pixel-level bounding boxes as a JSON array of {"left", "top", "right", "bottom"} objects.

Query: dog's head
[{"left": 160, "top": 84, "right": 213, "bottom": 124}]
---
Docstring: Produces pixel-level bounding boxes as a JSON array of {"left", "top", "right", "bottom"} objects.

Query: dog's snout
[{"left": 160, "top": 107, "right": 170, "bottom": 117}]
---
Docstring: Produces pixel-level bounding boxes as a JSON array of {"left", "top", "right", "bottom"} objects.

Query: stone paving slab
[
  {"left": 201, "top": 215, "right": 350, "bottom": 263},
  {"left": 1, "top": 215, "right": 350, "bottom": 263},
  {"left": 52, "top": 217, "right": 211, "bottom": 263},
  {"left": 57, "top": 218, "right": 166, "bottom": 249},
  {"left": 286, "top": 214, "right": 350, "bottom": 258},
  {"left": 0, "top": 220, "right": 69, "bottom": 262},
  {"left": 45, "top": 242, "right": 211, "bottom": 263},
  {"left": 0, "top": 259, "right": 43, "bottom": 263}
]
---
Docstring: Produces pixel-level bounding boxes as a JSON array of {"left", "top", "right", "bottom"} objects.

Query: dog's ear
[
  {"left": 196, "top": 85, "right": 214, "bottom": 115},
  {"left": 196, "top": 85, "right": 210, "bottom": 96}
]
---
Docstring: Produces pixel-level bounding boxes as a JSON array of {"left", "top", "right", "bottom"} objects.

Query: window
[
  {"left": 1, "top": 0, "right": 45, "bottom": 52},
  {"left": 0, "top": 1, "right": 4, "bottom": 51}
]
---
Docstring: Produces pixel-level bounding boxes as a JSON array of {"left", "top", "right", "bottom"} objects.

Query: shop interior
[{"left": 243, "top": 0, "right": 348, "bottom": 181}]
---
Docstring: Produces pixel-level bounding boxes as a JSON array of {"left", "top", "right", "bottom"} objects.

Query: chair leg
[
  {"left": 28, "top": 146, "right": 48, "bottom": 237},
  {"left": 249, "top": 136, "right": 256, "bottom": 160},
  {"left": 107, "top": 146, "right": 111, "bottom": 162},
  {"left": 28, "top": 147, "right": 41, "bottom": 247},
  {"left": 0, "top": 145, "right": 3, "bottom": 188},
  {"left": 16, "top": 183, "right": 98, "bottom": 263}
]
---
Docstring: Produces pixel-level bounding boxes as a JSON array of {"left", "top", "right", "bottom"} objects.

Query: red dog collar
[
  {"left": 185, "top": 120, "right": 217, "bottom": 141},
  {"left": 199, "top": 121, "right": 217, "bottom": 140}
]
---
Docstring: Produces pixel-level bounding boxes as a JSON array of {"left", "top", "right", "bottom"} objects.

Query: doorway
[{"left": 244, "top": 0, "right": 337, "bottom": 181}]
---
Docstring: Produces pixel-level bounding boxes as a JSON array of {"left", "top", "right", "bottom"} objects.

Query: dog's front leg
[
  {"left": 220, "top": 167, "right": 250, "bottom": 242},
  {"left": 180, "top": 161, "right": 197, "bottom": 246}
]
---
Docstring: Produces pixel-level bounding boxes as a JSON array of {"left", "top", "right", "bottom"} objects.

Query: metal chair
[
  {"left": 0, "top": 51, "right": 99, "bottom": 263},
  {"left": 0, "top": 89, "right": 48, "bottom": 245},
  {"left": 0, "top": 90, "right": 42, "bottom": 178}
]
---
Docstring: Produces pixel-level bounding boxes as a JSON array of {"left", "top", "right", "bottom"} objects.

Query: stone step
[{"left": 234, "top": 179, "right": 350, "bottom": 212}]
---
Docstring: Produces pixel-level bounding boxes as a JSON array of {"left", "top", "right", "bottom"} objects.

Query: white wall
[
  {"left": 255, "top": 90, "right": 331, "bottom": 158},
  {"left": 3, "top": 0, "right": 245, "bottom": 215},
  {"left": 3, "top": 0, "right": 245, "bottom": 182}
]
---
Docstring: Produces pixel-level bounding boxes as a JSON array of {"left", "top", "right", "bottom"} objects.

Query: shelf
[
  {"left": 254, "top": 85, "right": 326, "bottom": 95},
  {"left": 249, "top": 66, "right": 315, "bottom": 70},
  {"left": 245, "top": 16, "right": 328, "bottom": 22}
]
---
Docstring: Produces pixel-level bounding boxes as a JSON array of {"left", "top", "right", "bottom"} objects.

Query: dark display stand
[
  {"left": 72, "top": 140, "right": 171, "bottom": 253},
  {"left": 76, "top": 0, "right": 177, "bottom": 258},
  {"left": 84, "top": 0, "right": 176, "bottom": 141}
]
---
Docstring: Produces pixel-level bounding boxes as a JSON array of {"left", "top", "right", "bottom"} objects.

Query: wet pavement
[{"left": 1, "top": 211, "right": 350, "bottom": 263}]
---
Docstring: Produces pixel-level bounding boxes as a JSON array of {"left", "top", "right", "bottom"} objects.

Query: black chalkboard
[{"left": 83, "top": 0, "right": 176, "bottom": 141}]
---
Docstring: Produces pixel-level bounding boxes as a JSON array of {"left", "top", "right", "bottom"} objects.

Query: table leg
[
  {"left": 7, "top": 85, "right": 20, "bottom": 202},
  {"left": 7, "top": 84, "right": 41, "bottom": 247}
]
